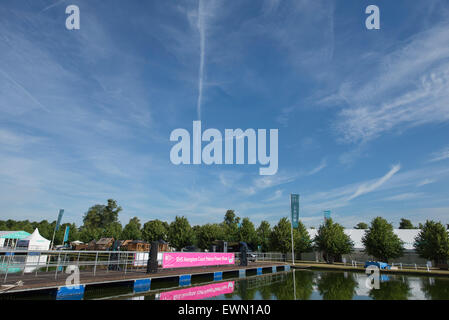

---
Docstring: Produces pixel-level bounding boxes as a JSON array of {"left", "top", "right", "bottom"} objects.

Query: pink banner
[
  {"left": 159, "top": 281, "right": 235, "bottom": 300},
  {"left": 162, "top": 252, "right": 235, "bottom": 268}
]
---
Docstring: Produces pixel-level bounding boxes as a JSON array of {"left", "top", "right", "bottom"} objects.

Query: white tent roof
[
  {"left": 23, "top": 228, "right": 51, "bottom": 251},
  {"left": 307, "top": 228, "right": 420, "bottom": 250}
]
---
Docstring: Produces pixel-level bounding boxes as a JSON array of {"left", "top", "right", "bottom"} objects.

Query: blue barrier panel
[
  {"left": 239, "top": 269, "right": 246, "bottom": 278},
  {"left": 179, "top": 274, "right": 191, "bottom": 286},
  {"left": 380, "top": 274, "right": 390, "bottom": 282},
  {"left": 257, "top": 267, "right": 262, "bottom": 275},
  {"left": 272, "top": 266, "right": 277, "bottom": 273},
  {"left": 213, "top": 271, "right": 223, "bottom": 281},
  {"left": 134, "top": 278, "right": 151, "bottom": 293},
  {"left": 56, "top": 285, "right": 85, "bottom": 300},
  {"left": 285, "top": 265, "right": 291, "bottom": 271}
]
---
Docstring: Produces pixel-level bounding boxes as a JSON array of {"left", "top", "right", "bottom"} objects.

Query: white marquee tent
[{"left": 17, "top": 228, "right": 51, "bottom": 251}]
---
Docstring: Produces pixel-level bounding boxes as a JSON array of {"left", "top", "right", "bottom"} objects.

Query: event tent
[{"left": 17, "top": 228, "right": 51, "bottom": 251}]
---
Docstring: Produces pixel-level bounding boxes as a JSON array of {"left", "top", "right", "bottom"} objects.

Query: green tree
[
  {"left": 269, "top": 218, "right": 292, "bottom": 253},
  {"left": 79, "top": 226, "right": 102, "bottom": 243},
  {"left": 399, "top": 218, "right": 415, "bottom": 229},
  {"left": 294, "top": 221, "right": 313, "bottom": 258},
  {"left": 121, "top": 217, "right": 142, "bottom": 240},
  {"left": 362, "top": 217, "right": 404, "bottom": 262},
  {"left": 83, "top": 199, "right": 122, "bottom": 229},
  {"left": 168, "top": 216, "right": 194, "bottom": 250},
  {"left": 142, "top": 220, "right": 168, "bottom": 242},
  {"left": 103, "top": 221, "right": 123, "bottom": 239},
  {"left": 314, "top": 218, "right": 353, "bottom": 263},
  {"left": 256, "top": 221, "right": 271, "bottom": 252},
  {"left": 196, "top": 223, "right": 223, "bottom": 250},
  {"left": 238, "top": 218, "right": 257, "bottom": 248},
  {"left": 354, "top": 222, "right": 369, "bottom": 229},
  {"left": 414, "top": 220, "right": 449, "bottom": 265},
  {"left": 222, "top": 210, "right": 240, "bottom": 242}
]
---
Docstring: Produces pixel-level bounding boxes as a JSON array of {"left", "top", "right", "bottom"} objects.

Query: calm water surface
[{"left": 123, "top": 269, "right": 449, "bottom": 300}]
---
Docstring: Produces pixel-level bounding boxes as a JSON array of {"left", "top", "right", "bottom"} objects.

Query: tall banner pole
[
  {"left": 50, "top": 209, "right": 64, "bottom": 249},
  {"left": 290, "top": 194, "right": 299, "bottom": 266},
  {"left": 290, "top": 213, "right": 295, "bottom": 265}
]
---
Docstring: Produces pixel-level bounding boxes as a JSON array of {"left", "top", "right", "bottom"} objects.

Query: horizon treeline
[{"left": 1, "top": 199, "right": 448, "bottom": 263}]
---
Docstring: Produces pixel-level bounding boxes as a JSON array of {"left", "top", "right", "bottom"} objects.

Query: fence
[
  {"left": 1, "top": 250, "right": 287, "bottom": 283},
  {"left": 0, "top": 249, "right": 160, "bottom": 283}
]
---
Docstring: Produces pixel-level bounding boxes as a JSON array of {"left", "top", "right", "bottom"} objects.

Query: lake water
[
  {"left": 3, "top": 269, "right": 448, "bottom": 300},
  {"left": 120, "top": 269, "right": 449, "bottom": 300}
]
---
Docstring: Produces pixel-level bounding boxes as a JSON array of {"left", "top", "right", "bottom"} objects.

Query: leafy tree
[
  {"left": 83, "top": 199, "right": 122, "bottom": 229},
  {"left": 414, "top": 220, "right": 449, "bottom": 264},
  {"left": 168, "top": 216, "right": 194, "bottom": 250},
  {"left": 103, "top": 221, "right": 123, "bottom": 239},
  {"left": 256, "top": 221, "right": 271, "bottom": 252},
  {"left": 294, "top": 221, "right": 313, "bottom": 257},
  {"left": 79, "top": 226, "right": 102, "bottom": 243},
  {"left": 238, "top": 218, "right": 257, "bottom": 247},
  {"left": 354, "top": 222, "right": 369, "bottom": 229},
  {"left": 362, "top": 217, "right": 404, "bottom": 262},
  {"left": 269, "top": 218, "right": 292, "bottom": 253},
  {"left": 314, "top": 218, "right": 353, "bottom": 263},
  {"left": 142, "top": 219, "right": 168, "bottom": 242},
  {"left": 196, "top": 223, "right": 223, "bottom": 250},
  {"left": 399, "top": 218, "right": 415, "bottom": 229},
  {"left": 121, "top": 217, "right": 142, "bottom": 240},
  {"left": 222, "top": 210, "right": 240, "bottom": 242}
]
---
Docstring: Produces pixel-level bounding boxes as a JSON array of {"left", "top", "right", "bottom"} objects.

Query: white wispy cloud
[
  {"left": 348, "top": 164, "right": 401, "bottom": 200},
  {"left": 196, "top": 0, "right": 206, "bottom": 120},
  {"left": 194, "top": 0, "right": 221, "bottom": 120},
  {"left": 332, "top": 24, "right": 449, "bottom": 144},
  {"left": 264, "top": 189, "right": 283, "bottom": 202},
  {"left": 383, "top": 192, "right": 425, "bottom": 201},
  {"left": 307, "top": 159, "right": 327, "bottom": 175},
  {"left": 429, "top": 146, "right": 449, "bottom": 162},
  {"left": 417, "top": 178, "right": 436, "bottom": 187}
]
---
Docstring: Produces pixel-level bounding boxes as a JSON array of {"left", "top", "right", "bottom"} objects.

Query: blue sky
[{"left": 1, "top": 0, "right": 449, "bottom": 228}]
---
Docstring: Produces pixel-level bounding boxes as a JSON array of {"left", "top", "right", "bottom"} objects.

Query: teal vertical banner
[
  {"left": 324, "top": 210, "right": 331, "bottom": 221},
  {"left": 291, "top": 194, "right": 299, "bottom": 228},
  {"left": 56, "top": 209, "right": 64, "bottom": 231},
  {"left": 63, "top": 226, "right": 70, "bottom": 243}
]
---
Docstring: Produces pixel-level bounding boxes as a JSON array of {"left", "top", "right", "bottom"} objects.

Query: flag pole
[{"left": 290, "top": 194, "right": 295, "bottom": 266}]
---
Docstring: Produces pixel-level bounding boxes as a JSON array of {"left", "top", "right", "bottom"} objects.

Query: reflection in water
[
  {"left": 157, "top": 281, "right": 235, "bottom": 300},
  {"left": 369, "top": 278, "right": 411, "bottom": 300},
  {"left": 114, "top": 269, "right": 449, "bottom": 301},
  {"left": 421, "top": 277, "right": 449, "bottom": 300},
  {"left": 316, "top": 272, "right": 358, "bottom": 300}
]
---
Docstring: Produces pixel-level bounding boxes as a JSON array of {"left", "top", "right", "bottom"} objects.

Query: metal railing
[
  {"left": 235, "top": 252, "right": 286, "bottom": 262},
  {"left": 1, "top": 250, "right": 287, "bottom": 284},
  {"left": 1, "top": 250, "right": 156, "bottom": 283}
]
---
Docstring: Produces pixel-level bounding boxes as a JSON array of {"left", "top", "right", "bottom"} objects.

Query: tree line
[
  {"left": 1, "top": 199, "right": 448, "bottom": 264},
  {"left": 315, "top": 217, "right": 449, "bottom": 265}
]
